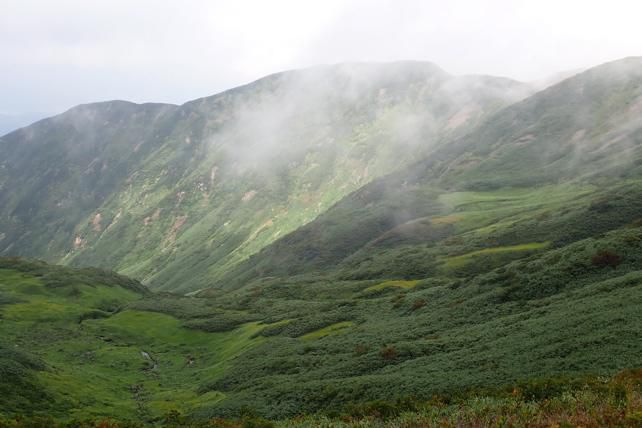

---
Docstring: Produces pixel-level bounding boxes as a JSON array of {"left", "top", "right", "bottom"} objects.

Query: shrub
[
  {"left": 513, "top": 377, "right": 577, "bottom": 400},
  {"left": 411, "top": 298, "right": 426, "bottom": 311},
  {"left": 591, "top": 250, "right": 622, "bottom": 269},
  {"left": 380, "top": 346, "right": 397, "bottom": 361},
  {"left": 354, "top": 344, "right": 368, "bottom": 356},
  {"left": 240, "top": 417, "right": 275, "bottom": 428}
]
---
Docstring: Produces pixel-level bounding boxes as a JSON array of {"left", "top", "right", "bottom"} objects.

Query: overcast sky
[{"left": 2, "top": 0, "right": 642, "bottom": 116}]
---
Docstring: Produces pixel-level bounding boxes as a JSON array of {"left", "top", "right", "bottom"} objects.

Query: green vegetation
[
  {"left": 1, "top": 58, "right": 642, "bottom": 423},
  {"left": 7, "top": 189, "right": 639, "bottom": 420},
  {"left": 1, "top": 369, "right": 641, "bottom": 426},
  {"left": 364, "top": 279, "right": 420, "bottom": 292},
  {"left": 0, "top": 259, "right": 265, "bottom": 420},
  {"left": 0, "top": 63, "right": 531, "bottom": 293},
  {"left": 443, "top": 242, "right": 549, "bottom": 269},
  {"left": 300, "top": 321, "right": 354, "bottom": 340}
]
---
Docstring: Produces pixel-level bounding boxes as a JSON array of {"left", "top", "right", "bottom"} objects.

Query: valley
[{"left": 1, "top": 58, "right": 642, "bottom": 426}]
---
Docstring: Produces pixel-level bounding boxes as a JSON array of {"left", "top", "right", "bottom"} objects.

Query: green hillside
[
  {"left": 0, "top": 258, "right": 270, "bottom": 420},
  {"left": 1, "top": 223, "right": 641, "bottom": 422},
  {"left": 0, "top": 63, "right": 532, "bottom": 293},
  {"left": 221, "top": 57, "right": 642, "bottom": 285},
  {"left": 1, "top": 58, "right": 642, "bottom": 425}
]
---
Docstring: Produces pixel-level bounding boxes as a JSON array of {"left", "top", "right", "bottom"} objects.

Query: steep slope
[
  {"left": 0, "top": 101, "right": 178, "bottom": 261},
  {"left": 221, "top": 57, "right": 642, "bottom": 285},
  {"left": 162, "top": 58, "right": 642, "bottom": 417},
  {"left": 0, "top": 62, "right": 533, "bottom": 292}
]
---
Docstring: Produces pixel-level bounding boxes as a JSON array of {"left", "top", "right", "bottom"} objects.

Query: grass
[
  {"left": 300, "top": 322, "right": 354, "bottom": 340},
  {"left": 34, "top": 313, "right": 265, "bottom": 420},
  {"left": 430, "top": 214, "right": 463, "bottom": 225},
  {"left": 0, "top": 262, "right": 266, "bottom": 421},
  {"left": 5, "top": 179, "right": 642, "bottom": 420},
  {"left": 364, "top": 280, "right": 421, "bottom": 292},
  {"left": 443, "top": 242, "right": 550, "bottom": 268},
  {"left": 1, "top": 66, "right": 516, "bottom": 295},
  {"left": 275, "top": 370, "right": 642, "bottom": 427},
  {"left": 3, "top": 60, "right": 642, "bottom": 423},
  {"left": 3, "top": 203, "right": 642, "bottom": 420},
  {"left": 436, "top": 185, "right": 596, "bottom": 234},
  {"left": 4, "top": 369, "right": 641, "bottom": 426}
]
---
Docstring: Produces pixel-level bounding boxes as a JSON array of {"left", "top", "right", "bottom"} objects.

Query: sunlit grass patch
[
  {"left": 438, "top": 191, "right": 523, "bottom": 211},
  {"left": 444, "top": 242, "right": 550, "bottom": 268},
  {"left": 430, "top": 214, "right": 463, "bottom": 225},
  {"left": 300, "top": 321, "right": 353, "bottom": 340},
  {"left": 365, "top": 279, "right": 421, "bottom": 292},
  {"left": 33, "top": 312, "right": 266, "bottom": 419},
  {"left": 436, "top": 185, "right": 597, "bottom": 235},
  {"left": 260, "top": 318, "right": 292, "bottom": 328}
]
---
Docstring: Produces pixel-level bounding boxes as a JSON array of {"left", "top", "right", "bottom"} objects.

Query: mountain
[
  {"left": 0, "top": 62, "right": 533, "bottom": 292},
  {"left": 177, "top": 57, "right": 642, "bottom": 417},
  {"left": 221, "top": 57, "right": 642, "bottom": 286},
  {"left": 1, "top": 58, "right": 641, "bottom": 423}
]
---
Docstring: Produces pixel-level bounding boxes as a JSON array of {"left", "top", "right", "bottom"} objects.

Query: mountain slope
[
  {"left": 220, "top": 57, "right": 642, "bottom": 286},
  {"left": 0, "top": 101, "right": 178, "bottom": 261},
  {"left": 0, "top": 257, "right": 268, "bottom": 420},
  {"left": 1, "top": 59, "right": 642, "bottom": 422},
  {"left": 2, "top": 238, "right": 641, "bottom": 421},
  {"left": 164, "top": 58, "right": 642, "bottom": 417},
  {"left": 0, "top": 62, "right": 533, "bottom": 292}
]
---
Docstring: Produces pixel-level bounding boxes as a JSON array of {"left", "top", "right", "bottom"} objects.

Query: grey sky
[{"left": 2, "top": 0, "right": 641, "bottom": 115}]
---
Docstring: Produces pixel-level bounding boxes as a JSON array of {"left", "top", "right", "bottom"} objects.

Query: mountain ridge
[
  {"left": 213, "top": 56, "right": 642, "bottom": 288},
  {"left": 1, "top": 57, "right": 642, "bottom": 422},
  {"left": 0, "top": 61, "right": 534, "bottom": 292}
]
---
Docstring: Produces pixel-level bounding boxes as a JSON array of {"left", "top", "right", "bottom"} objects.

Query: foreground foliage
[{"left": 1, "top": 369, "right": 641, "bottom": 427}]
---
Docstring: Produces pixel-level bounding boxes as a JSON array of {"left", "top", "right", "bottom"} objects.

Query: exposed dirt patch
[
  {"left": 163, "top": 216, "right": 188, "bottom": 248},
  {"left": 446, "top": 106, "right": 476, "bottom": 130},
  {"left": 300, "top": 192, "right": 315, "bottom": 205},
  {"left": 349, "top": 160, "right": 369, "bottom": 185},
  {"left": 242, "top": 190, "right": 257, "bottom": 202},
  {"left": 210, "top": 166, "right": 218, "bottom": 188},
  {"left": 176, "top": 191, "right": 186, "bottom": 207},
  {"left": 106, "top": 209, "right": 122, "bottom": 232},
  {"left": 91, "top": 213, "right": 102, "bottom": 232},
  {"left": 513, "top": 134, "right": 536, "bottom": 146},
  {"left": 143, "top": 208, "right": 161, "bottom": 226},
  {"left": 571, "top": 129, "right": 586, "bottom": 143}
]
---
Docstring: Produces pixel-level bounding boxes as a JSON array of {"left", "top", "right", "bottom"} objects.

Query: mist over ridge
[
  {"left": 1, "top": 35, "right": 642, "bottom": 424},
  {"left": 0, "top": 60, "right": 537, "bottom": 292}
]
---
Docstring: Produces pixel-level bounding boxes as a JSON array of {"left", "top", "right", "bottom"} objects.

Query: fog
[{"left": 2, "top": 0, "right": 642, "bottom": 116}]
